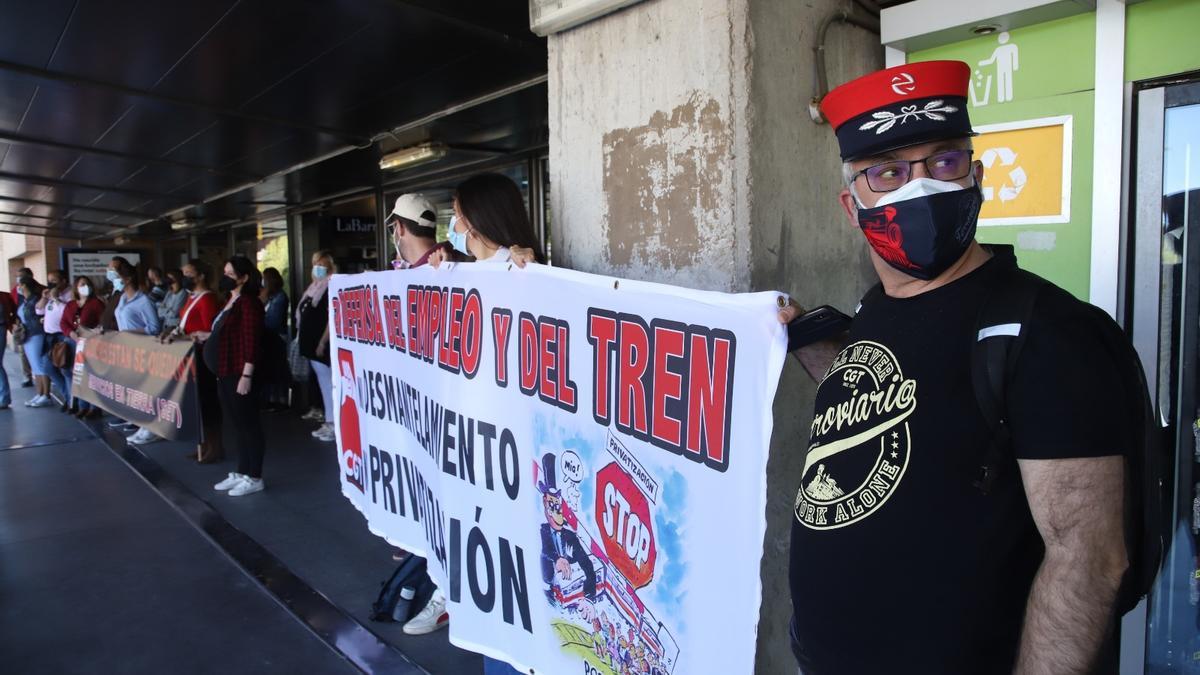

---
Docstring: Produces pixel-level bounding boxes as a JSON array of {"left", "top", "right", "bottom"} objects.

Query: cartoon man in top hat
[{"left": 538, "top": 452, "right": 597, "bottom": 614}]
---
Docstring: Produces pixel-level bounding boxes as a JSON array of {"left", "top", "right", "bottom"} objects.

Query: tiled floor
[{"left": 0, "top": 351, "right": 481, "bottom": 674}]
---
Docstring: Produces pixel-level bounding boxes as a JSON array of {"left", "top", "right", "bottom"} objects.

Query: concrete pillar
[
  {"left": 548, "top": 0, "right": 754, "bottom": 291},
  {"left": 548, "top": 0, "right": 881, "bottom": 672}
]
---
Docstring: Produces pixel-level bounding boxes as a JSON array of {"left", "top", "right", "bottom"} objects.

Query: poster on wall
[
  {"left": 328, "top": 264, "right": 787, "bottom": 674},
  {"left": 62, "top": 249, "right": 142, "bottom": 284},
  {"left": 975, "top": 115, "right": 1073, "bottom": 226}
]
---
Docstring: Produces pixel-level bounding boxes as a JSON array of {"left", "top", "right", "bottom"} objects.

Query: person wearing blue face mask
[
  {"left": 429, "top": 173, "right": 546, "bottom": 269},
  {"left": 298, "top": 250, "right": 337, "bottom": 442},
  {"left": 423, "top": 172, "right": 545, "bottom": 659},
  {"left": 777, "top": 61, "right": 1128, "bottom": 675},
  {"left": 98, "top": 256, "right": 133, "bottom": 335}
]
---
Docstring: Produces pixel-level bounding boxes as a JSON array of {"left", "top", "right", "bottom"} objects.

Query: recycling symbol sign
[{"left": 980, "top": 146, "right": 1027, "bottom": 204}]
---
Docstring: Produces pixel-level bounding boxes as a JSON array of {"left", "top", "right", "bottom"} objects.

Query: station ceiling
[{"left": 0, "top": 0, "right": 547, "bottom": 240}]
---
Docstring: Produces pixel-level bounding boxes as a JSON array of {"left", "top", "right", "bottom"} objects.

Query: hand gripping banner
[
  {"left": 329, "top": 263, "right": 787, "bottom": 674},
  {"left": 73, "top": 332, "right": 200, "bottom": 441}
]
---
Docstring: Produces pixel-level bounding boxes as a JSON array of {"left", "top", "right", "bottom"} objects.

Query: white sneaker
[
  {"left": 301, "top": 408, "right": 324, "bottom": 421},
  {"left": 29, "top": 395, "right": 52, "bottom": 408},
  {"left": 403, "top": 590, "right": 449, "bottom": 635},
  {"left": 107, "top": 418, "right": 135, "bottom": 429},
  {"left": 228, "top": 476, "right": 264, "bottom": 497},
  {"left": 214, "top": 473, "right": 245, "bottom": 490},
  {"left": 311, "top": 422, "right": 332, "bottom": 438},
  {"left": 314, "top": 424, "right": 336, "bottom": 442},
  {"left": 125, "top": 427, "right": 144, "bottom": 442},
  {"left": 128, "top": 428, "right": 160, "bottom": 445}
]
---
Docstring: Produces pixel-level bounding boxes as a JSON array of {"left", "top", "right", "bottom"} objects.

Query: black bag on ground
[
  {"left": 370, "top": 553, "right": 436, "bottom": 623},
  {"left": 967, "top": 252, "right": 1171, "bottom": 616}
]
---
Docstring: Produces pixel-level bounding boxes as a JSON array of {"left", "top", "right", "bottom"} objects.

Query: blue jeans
[
  {"left": 60, "top": 336, "right": 85, "bottom": 408},
  {"left": 40, "top": 333, "right": 68, "bottom": 398},
  {"left": 0, "top": 327, "right": 10, "bottom": 406},
  {"left": 23, "top": 333, "right": 45, "bottom": 377}
]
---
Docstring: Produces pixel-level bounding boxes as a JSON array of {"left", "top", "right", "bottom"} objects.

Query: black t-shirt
[
  {"left": 297, "top": 292, "right": 329, "bottom": 365},
  {"left": 789, "top": 248, "right": 1125, "bottom": 675}
]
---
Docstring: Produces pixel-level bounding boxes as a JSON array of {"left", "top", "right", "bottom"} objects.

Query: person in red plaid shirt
[{"left": 206, "top": 256, "right": 268, "bottom": 497}]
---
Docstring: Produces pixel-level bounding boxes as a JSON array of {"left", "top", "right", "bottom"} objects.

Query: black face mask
[
  {"left": 218, "top": 276, "right": 237, "bottom": 294},
  {"left": 855, "top": 184, "right": 983, "bottom": 281},
  {"left": 181, "top": 276, "right": 196, "bottom": 291}
]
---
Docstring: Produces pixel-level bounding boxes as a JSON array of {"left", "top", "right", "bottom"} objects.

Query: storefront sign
[
  {"left": 331, "top": 217, "right": 376, "bottom": 233},
  {"left": 73, "top": 332, "right": 200, "bottom": 441},
  {"left": 328, "top": 264, "right": 787, "bottom": 675},
  {"left": 976, "top": 115, "right": 1073, "bottom": 226}
]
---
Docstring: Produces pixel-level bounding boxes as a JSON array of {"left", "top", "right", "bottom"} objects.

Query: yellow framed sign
[{"left": 973, "top": 115, "right": 1073, "bottom": 226}]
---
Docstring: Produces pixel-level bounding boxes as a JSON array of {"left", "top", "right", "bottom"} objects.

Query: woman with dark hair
[
  {"left": 116, "top": 263, "right": 163, "bottom": 445},
  {"left": 146, "top": 266, "right": 167, "bottom": 303},
  {"left": 260, "top": 267, "right": 290, "bottom": 410},
  {"left": 114, "top": 263, "right": 160, "bottom": 335},
  {"left": 16, "top": 277, "right": 51, "bottom": 407},
  {"left": 60, "top": 275, "right": 104, "bottom": 418},
  {"left": 100, "top": 257, "right": 132, "bottom": 333},
  {"left": 157, "top": 269, "right": 187, "bottom": 334},
  {"left": 209, "top": 257, "right": 267, "bottom": 496},
  {"left": 418, "top": 173, "right": 547, "bottom": 643},
  {"left": 431, "top": 172, "right": 546, "bottom": 267},
  {"left": 175, "top": 259, "right": 224, "bottom": 463},
  {"left": 260, "top": 267, "right": 288, "bottom": 338}
]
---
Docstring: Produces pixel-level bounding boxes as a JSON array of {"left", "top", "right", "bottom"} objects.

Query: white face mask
[
  {"left": 78, "top": 286, "right": 91, "bottom": 298},
  {"left": 855, "top": 176, "right": 970, "bottom": 209}
]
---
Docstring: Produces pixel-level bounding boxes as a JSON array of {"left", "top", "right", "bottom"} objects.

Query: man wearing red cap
[{"left": 782, "top": 61, "right": 1126, "bottom": 674}]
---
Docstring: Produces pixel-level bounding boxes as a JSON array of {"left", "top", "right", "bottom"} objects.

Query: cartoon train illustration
[{"left": 547, "top": 497, "right": 680, "bottom": 674}]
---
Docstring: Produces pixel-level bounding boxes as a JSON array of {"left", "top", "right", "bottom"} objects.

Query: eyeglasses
[{"left": 851, "top": 149, "right": 974, "bottom": 193}]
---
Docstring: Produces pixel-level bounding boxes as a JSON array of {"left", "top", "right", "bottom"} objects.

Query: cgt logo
[
  {"left": 890, "top": 72, "right": 916, "bottom": 96},
  {"left": 338, "top": 348, "right": 366, "bottom": 493}
]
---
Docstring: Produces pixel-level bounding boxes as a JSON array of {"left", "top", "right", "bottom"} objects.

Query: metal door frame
[{"left": 1126, "top": 79, "right": 1200, "bottom": 674}]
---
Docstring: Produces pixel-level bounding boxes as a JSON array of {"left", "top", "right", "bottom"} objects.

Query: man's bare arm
[{"left": 1014, "top": 456, "right": 1126, "bottom": 675}]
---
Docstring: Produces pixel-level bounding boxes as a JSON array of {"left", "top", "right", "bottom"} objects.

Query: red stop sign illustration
[{"left": 595, "top": 463, "right": 656, "bottom": 588}]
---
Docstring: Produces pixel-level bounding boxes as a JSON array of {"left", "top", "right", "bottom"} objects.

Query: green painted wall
[
  {"left": 1126, "top": 0, "right": 1200, "bottom": 82},
  {"left": 906, "top": 1, "right": 1200, "bottom": 301},
  {"left": 910, "top": 14, "right": 1096, "bottom": 299}
]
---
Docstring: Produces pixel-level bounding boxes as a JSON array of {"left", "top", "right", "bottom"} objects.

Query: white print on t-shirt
[{"left": 795, "top": 341, "right": 915, "bottom": 531}]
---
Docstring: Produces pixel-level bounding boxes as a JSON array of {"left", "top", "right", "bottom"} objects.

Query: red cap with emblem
[{"left": 820, "top": 60, "right": 974, "bottom": 161}]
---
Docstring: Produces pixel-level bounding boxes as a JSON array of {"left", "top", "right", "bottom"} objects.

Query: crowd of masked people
[
  {"left": 0, "top": 173, "right": 540, "bottom": 650},
  {"left": 2, "top": 256, "right": 291, "bottom": 498}
]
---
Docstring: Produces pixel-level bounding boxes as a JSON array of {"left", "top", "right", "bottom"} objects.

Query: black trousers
[{"left": 216, "top": 375, "right": 264, "bottom": 478}]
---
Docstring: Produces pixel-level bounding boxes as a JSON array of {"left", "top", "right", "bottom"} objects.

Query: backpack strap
[{"left": 971, "top": 265, "right": 1049, "bottom": 494}]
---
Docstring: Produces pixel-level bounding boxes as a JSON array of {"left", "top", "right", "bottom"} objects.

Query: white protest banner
[{"left": 329, "top": 263, "right": 786, "bottom": 675}]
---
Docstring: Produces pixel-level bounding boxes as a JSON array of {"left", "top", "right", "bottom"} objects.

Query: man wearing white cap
[
  {"left": 382, "top": 192, "right": 455, "bottom": 636},
  {"left": 387, "top": 193, "right": 454, "bottom": 270}
]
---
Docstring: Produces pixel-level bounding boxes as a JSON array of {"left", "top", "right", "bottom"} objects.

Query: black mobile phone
[{"left": 786, "top": 305, "right": 852, "bottom": 352}]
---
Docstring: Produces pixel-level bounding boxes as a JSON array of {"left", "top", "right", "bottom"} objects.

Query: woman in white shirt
[
  {"left": 429, "top": 172, "right": 546, "bottom": 268},
  {"left": 416, "top": 172, "right": 545, "bottom": 643}
]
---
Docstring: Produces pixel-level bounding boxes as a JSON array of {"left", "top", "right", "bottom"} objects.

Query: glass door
[{"left": 1138, "top": 80, "right": 1200, "bottom": 674}]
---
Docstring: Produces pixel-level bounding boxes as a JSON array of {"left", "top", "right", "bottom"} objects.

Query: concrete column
[
  {"left": 746, "top": 3, "right": 880, "bottom": 673},
  {"left": 548, "top": 0, "right": 753, "bottom": 291},
  {"left": 548, "top": 1, "right": 881, "bottom": 672}
]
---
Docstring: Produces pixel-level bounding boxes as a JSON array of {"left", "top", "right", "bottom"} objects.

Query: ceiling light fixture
[{"left": 378, "top": 143, "right": 447, "bottom": 171}]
